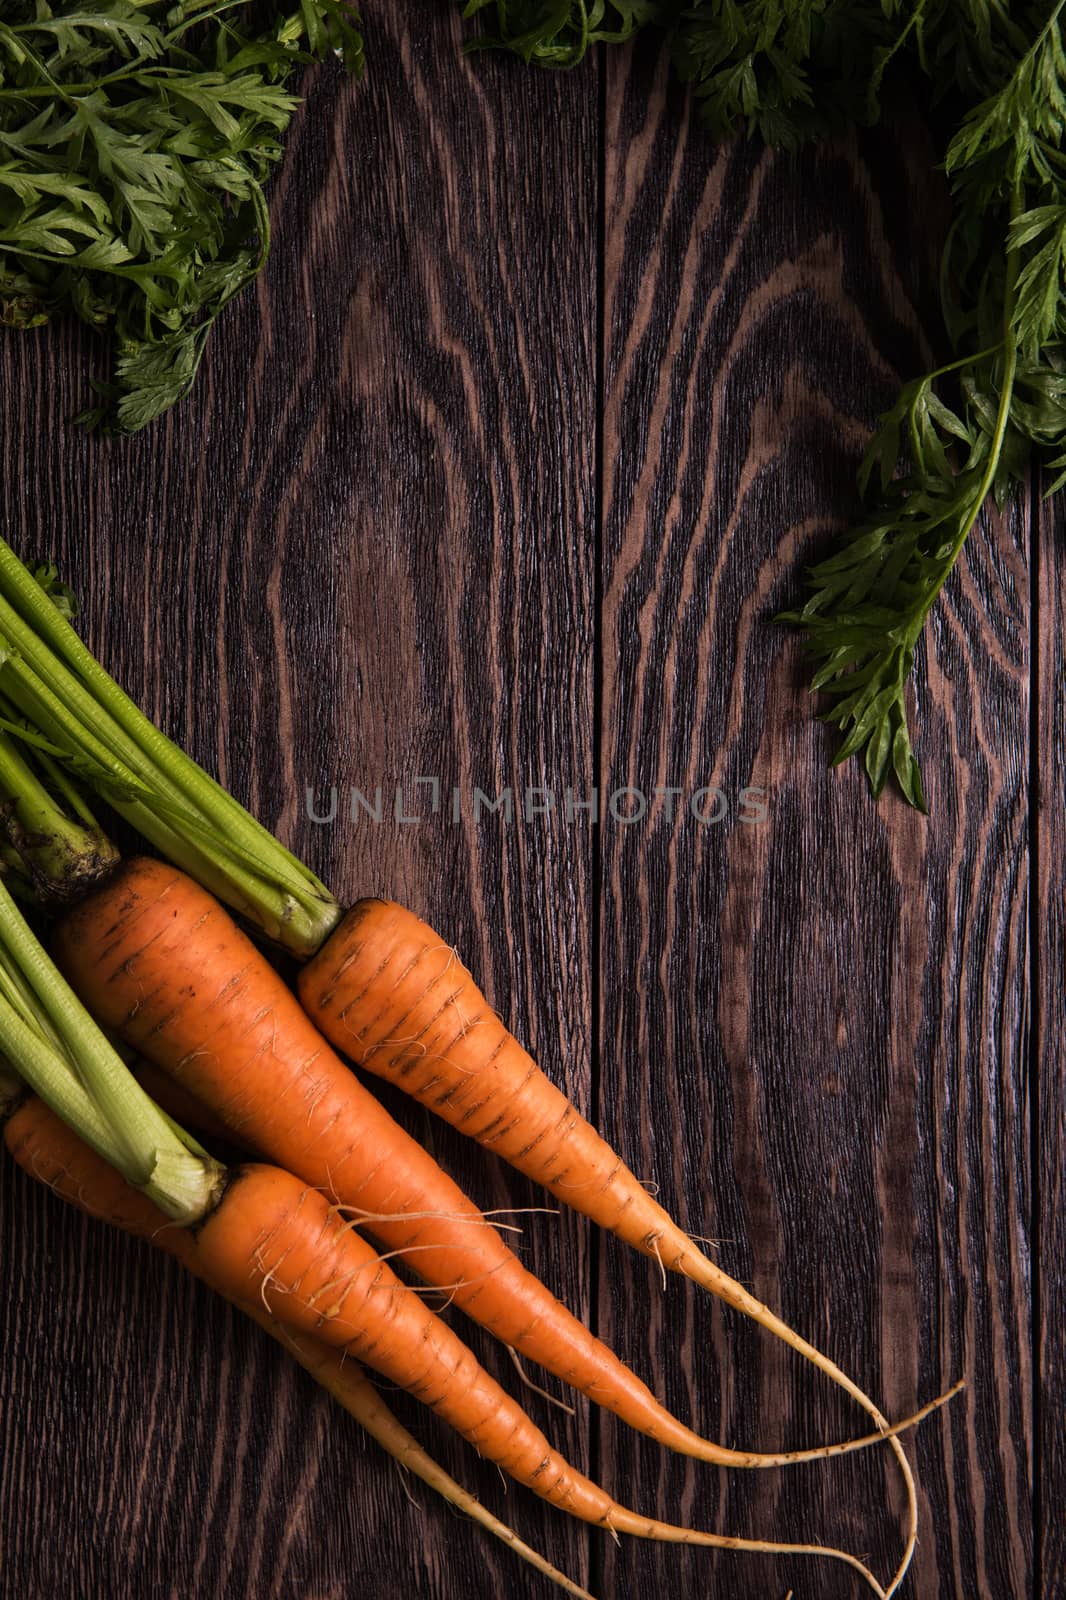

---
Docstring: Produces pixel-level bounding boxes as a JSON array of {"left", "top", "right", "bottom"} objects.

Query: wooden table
[{"left": 0, "top": 12, "right": 1057, "bottom": 1599}]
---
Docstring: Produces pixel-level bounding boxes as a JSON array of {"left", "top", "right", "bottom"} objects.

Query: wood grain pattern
[
  {"left": 596, "top": 46, "right": 1033, "bottom": 1600},
  {"left": 0, "top": 8, "right": 596, "bottom": 1597},
  {"left": 0, "top": 12, "right": 1048, "bottom": 1600},
  {"left": 1039, "top": 475, "right": 1064, "bottom": 1600}
]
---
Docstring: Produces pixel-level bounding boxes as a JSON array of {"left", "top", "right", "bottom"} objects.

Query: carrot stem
[
  {"left": 0, "top": 536, "right": 940, "bottom": 1590},
  {"left": 1, "top": 1095, "right": 595, "bottom": 1600},
  {"left": 9, "top": 1097, "right": 884, "bottom": 1598},
  {"left": 0, "top": 877, "right": 221, "bottom": 1219},
  {"left": 0, "top": 539, "right": 341, "bottom": 954},
  {"left": 0, "top": 724, "right": 118, "bottom": 898}
]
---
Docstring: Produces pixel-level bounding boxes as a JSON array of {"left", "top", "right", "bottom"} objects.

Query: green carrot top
[{"left": 0, "top": 537, "right": 342, "bottom": 956}]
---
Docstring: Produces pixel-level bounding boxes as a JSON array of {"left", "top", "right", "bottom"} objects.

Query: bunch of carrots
[{"left": 0, "top": 538, "right": 958, "bottom": 1595}]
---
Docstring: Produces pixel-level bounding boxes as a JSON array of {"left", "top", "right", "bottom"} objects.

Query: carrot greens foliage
[
  {"left": 778, "top": 3, "right": 1066, "bottom": 805},
  {"left": 0, "top": 1, "right": 362, "bottom": 431},
  {"left": 3, "top": 2, "right": 1063, "bottom": 802},
  {"left": 467, "top": 0, "right": 1066, "bottom": 807}
]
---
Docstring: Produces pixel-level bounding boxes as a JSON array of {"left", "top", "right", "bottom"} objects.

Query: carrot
[
  {"left": 52, "top": 856, "right": 944, "bottom": 1479},
  {"left": 4, "top": 1094, "right": 594, "bottom": 1600},
  {"left": 294, "top": 898, "right": 901, "bottom": 1381},
  {"left": 0, "top": 538, "right": 953, "bottom": 1593},
  {"left": 296, "top": 897, "right": 943, "bottom": 1585},
  {"left": 4, "top": 1096, "right": 891, "bottom": 1597}
]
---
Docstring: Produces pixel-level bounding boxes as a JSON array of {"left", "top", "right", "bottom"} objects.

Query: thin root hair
[{"left": 506, "top": 1346, "right": 576, "bottom": 1417}]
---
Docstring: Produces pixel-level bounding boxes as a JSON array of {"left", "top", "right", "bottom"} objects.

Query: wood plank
[
  {"left": 596, "top": 45, "right": 1032, "bottom": 1600},
  {"left": 1039, "top": 479, "right": 1065, "bottom": 1596},
  {"left": 0, "top": 10, "right": 596, "bottom": 1596}
]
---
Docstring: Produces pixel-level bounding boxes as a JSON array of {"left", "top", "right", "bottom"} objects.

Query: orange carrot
[
  {"left": 53, "top": 857, "right": 932, "bottom": 1486},
  {"left": 296, "top": 898, "right": 902, "bottom": 1393},
  {"left": 297, "top": 896, "right": 940, "bottom": 1592},
  {"left": 4, "top": 1095, "right": 594, "bottom": 1600},
  {"left": 4, "top": 1095, "right": 891, "bottom": 1597}
]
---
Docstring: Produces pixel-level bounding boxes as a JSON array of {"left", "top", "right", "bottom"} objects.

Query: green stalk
[
  {"left": 0, "top": 651, "right": 296, "bottom": 931},
  {"left": 36, "top": 742, "right": 110, "bottom": 831},
  {"left": 0, "top": 726, "right": 118, "bottom": 901},
  {"left": 911, "top": 190, "right": 1024, "bottom": 634},
  {"left": 0, "top": 879, "right": 222, "bottom": 1221},
  {"left": 0, "top": 984, "right": 127, "bottom": 1170},
  {"left": 779, "top": 179, "right": 1029, "bottom": 806},
  {"left": 0, "top": 541, "right": 341, "bottom": 955}
]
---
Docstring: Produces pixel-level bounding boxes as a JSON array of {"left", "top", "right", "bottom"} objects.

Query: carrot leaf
[
  {"left": 780, "top": 4, "right": 1066, "bottom": 804},
  {"left": 0, "top": 1, "right": 364, "bottom": 430}
]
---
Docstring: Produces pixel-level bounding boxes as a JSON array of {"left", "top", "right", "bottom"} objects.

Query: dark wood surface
[
  {"left": 0, "top": 9, "right": 1051, "bottom": 1599},
  {"left": 1039, "top": 464, "right": 1064, "bottom": 1600}
]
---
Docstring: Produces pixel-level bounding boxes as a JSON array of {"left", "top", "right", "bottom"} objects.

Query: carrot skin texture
[
  {"left": 4, "top": 1101, "right": 888, "bottom": 1596},
  {"left": 3, "top": 1097, "right": 596, "bottom": 1600},
  {"left": 296, "top": 900, "right": 921, "bottom": 1452},
  {"left": 294, "top": 900, "right": 858, "bottom": 1318},
  {"left": 299, "top": 897, "right": 725, "bottom": 1262},
  {"left": 298, "top": 905, "right": 934, "bottom": 1600},
  {"left": 197, "top": 1163, "right": 627, "bottom": 1523},
  {"left": 3, "top": 1096, "right": 609, "bottom": 1517},
  {"left": 52, "top": 858, "right": 756, "bottom": 1465},
  {"left": 4, "top": 1095, "right": 612, "bottom": 1521},
  {"left": 48, "top": 859, "right": 932, "bottom": 1597}
]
